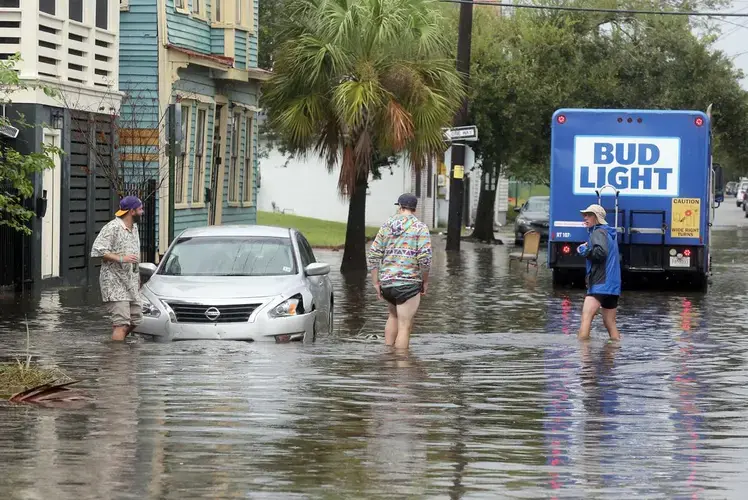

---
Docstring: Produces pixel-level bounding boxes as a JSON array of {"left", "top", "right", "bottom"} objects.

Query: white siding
[{"left": 1, "top": 1, "right": 121, "bottom": 111}]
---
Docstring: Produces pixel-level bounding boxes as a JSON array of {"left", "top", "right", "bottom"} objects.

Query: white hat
[{"left": 580, "top": 204, "right": 607, "bottom": 225}]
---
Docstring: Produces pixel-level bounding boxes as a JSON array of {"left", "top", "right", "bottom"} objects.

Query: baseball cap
[
  {"left": 115, "top": 195, "right": 143, "bottom": 217},
  {"left": 580, "top": 204, "right": 607, "bottom": 225},
  {"left": 395, "top": 193, "right": 418, "bottom": 210}
]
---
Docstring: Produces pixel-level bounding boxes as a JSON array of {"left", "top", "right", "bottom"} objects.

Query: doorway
[{"left": 41, "top": 129, "right": 61, "bottom": 279}]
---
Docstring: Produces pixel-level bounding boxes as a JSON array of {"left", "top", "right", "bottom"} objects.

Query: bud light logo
[{"left": 573, "top": 136, "right": 680, "bottom": 197}]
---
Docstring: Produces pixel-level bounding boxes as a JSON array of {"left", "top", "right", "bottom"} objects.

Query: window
[
  {"left": 192, "top": 108, "right": 207, "bottom": 203},
  {"left": 39, "top": 0, "right": 55, "bottom": 15},
  {"left": 95, "top": 0, "right": 108, "bottom": 29},
  {"left": 175, "top": 0, "right": 185, "bottom": 9},
  {"left": 0, "top": 0, "right": 20, "bottom": 8},
  {"left": 242, "top": 115, "right": 253, "bottom": 203},
  {"left": 296, "top": 234, "right": 316, "bottom": 267},
  {"left": 215, "top": 0, "right": 221, "bottom": 21},
  {"left": 193, "top": 0, "right": 201, "bottom": 16},
  {"left": 69, "top": 0, "right": 83, "bottom": 21},
  {"left": 236, "top": 0, "right": 241, "bottom": 22},
  {"left": 228, "top": 113, "right": 241, "bottom": 202},
  {"left": 523, "top": 197, "right": 550, "bottom": 214},
  {"left": 159, "top": 236, "right": 297, "bottom": 276},
  {"left": 176, "top": 105, "right": 191, "bottom": 204}
]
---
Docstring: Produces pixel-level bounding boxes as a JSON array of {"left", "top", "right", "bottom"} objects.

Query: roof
[{"left": 177, "top": 225, "right": 293, "bottom": 239}]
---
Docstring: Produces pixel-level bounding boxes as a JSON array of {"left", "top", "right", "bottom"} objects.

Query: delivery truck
[{"left": 548, "top": 109, "right": 724, "bottom": 290}]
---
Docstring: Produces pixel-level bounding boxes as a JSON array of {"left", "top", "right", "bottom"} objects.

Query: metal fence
[{"left": 122, "top": 179, "right": 157, "bottom": 263}]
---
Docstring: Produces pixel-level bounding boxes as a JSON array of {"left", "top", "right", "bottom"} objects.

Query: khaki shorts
[{"left": 106, "top": 301, "right": 143, "bottom": 327}]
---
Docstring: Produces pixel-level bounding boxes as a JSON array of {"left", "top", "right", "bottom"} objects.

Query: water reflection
[{"left": 0, "top": 228, "right": 748, "bottom": 498}]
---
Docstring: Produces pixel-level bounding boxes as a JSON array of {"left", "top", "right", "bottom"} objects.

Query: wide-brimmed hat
[
  {"left": 115, "top": 195, "right": 143, "bottom": 217},
  {"left": 580, "top": 204, "right": 607, "bottom": 225}
]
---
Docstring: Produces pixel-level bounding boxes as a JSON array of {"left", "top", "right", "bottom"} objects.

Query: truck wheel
[
  {"left": 552, "top": 269, "right": 571, "bottom": 288},
  {"left": 691, "top": 274, "right": 708, "bottom": 292}
]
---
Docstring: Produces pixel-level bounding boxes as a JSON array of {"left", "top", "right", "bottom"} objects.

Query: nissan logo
[{"left": 205, "top": 307, "right": 221, "bottom": 321}]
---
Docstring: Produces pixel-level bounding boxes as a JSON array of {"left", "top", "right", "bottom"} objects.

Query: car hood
[
  {"left": 145, "top": 275, "right": 303, "bottom": 300},
  {"left": 519, "top": 211, "right": 549, "bottom": 221}
]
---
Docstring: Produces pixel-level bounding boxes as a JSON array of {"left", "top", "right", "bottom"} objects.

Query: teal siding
[
  {"left": 119, "top": 0, "right": 161, "bottom": 248},
  {"left": 166, "top": 0, "right": 212, "bottom": 54},
  {"left": 211, "top": 28, "right": 225, "bottom": 55},
  {"left": 248, "top": 0, "right": 258, "bottom": 68},
  {"left": 234, "top": 30, "right": 247, "bottom": 70}
]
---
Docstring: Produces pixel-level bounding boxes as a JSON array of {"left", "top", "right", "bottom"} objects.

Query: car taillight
[
  {"left": 683, "top": 249, "right": 691, "bottom": 257},
  {"left": 562, "top": 245, "right": 571, "bottom": 255}
]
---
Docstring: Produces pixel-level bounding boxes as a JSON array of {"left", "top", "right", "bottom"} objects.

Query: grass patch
[
  {"left": 0, "top": 317, "right": 72, "bottom": 399},
  {"left": 0, "top": 363, "right": 71, "bottom": 399},
  {"left": 257, "top": 211, "right": 380, "bottom": 248}
]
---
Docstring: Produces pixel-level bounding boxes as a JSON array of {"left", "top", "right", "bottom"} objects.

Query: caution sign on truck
[{"left": 671, "top": 198, "right": 701, "bottom": 238}]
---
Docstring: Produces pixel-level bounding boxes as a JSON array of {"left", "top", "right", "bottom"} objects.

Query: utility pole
[{"left": 446, "top": 0, "right": 474, "bottom": 251}]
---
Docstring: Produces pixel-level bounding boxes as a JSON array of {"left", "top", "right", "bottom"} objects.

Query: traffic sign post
[{"left": 443, "top": 125, "right": 478, "bottom": 142}]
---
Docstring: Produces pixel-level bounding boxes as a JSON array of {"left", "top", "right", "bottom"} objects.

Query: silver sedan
[{"left": 135, "top": 225, "right": 334, "bottom": 343}]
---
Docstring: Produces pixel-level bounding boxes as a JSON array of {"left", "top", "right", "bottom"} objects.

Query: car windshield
[
  {"left": 524, "top": 198, "right": 549, "bottom": 213},
  {"left": 158, "top": 236, "right": 297, "bottom": 276}
]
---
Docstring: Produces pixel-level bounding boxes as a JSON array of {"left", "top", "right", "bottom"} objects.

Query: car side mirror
[
  {"left": 139, "top": 262, "right": 157, "bottom": 282},
  {"left": 514, "top": 206, "right": 521, "bottom": 213},
  {"left": 713, "top": 163, "right": 724, "bottom": 203},
  {"left": 305, "top": 262, "right": 330, "bottom": 276}
]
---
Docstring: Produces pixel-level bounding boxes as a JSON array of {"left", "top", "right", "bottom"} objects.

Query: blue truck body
[{"left": 548, "top": 109, "right": 722, "bottom": 289}]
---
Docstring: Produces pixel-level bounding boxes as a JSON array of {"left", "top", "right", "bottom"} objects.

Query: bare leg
[
  {"left": 112, "top": 325, "right": 129, "bottom": 341},
  {"left": 601, "top": 308, "right": 621, "bottom": 341},
  {"left": 578, "top": 296, "right": 601, "bottom": 340},
  {"left": 394, "top": 294, "right": 421, "bottom": 349},
  {"left": 384, "top": 303, "right": 398, "bottom": 346}
]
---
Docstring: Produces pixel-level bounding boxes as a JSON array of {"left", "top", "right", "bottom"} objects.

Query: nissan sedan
[{"left": 135, "top": 225, "right": 334, "bottom": 343}]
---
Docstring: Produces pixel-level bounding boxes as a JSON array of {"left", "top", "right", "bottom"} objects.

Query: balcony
[{"left": 0, "top": 3, "right": 119, "bottom": 97}]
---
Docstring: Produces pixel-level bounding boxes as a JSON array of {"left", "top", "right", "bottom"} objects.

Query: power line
[{"left": 438, "top": 0, "right": 748, "bottom": 18}]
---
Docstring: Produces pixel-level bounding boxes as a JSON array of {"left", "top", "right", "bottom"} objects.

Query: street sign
[
  {"left": 0, "top": 123, "right": 19, "bottom": 139},
  {"left": 443, "top": 125, "right": 478, "bottom": 142}
]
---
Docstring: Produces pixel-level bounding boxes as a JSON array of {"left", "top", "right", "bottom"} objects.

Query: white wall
[{"left": 257, "top": 143, "right": 413, "bottom": 227}]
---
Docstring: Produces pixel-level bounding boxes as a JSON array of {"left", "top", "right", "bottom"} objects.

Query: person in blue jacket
[{"left": 576, "top": 204, "right": 621, "bottom": 341}]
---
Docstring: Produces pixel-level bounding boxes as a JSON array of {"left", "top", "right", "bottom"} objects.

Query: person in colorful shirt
[
  {"left": 576, "top": 204, "right": 621, "bottom": 341},
  {"left": 367, "top": 193, "right": 432, "bottom": 349},
  {"left": 90, "top": 196, "right": 144, "bottom": 341}
]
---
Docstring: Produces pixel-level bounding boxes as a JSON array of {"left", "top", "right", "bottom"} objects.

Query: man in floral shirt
[
  {"left": 90, "top": 196, "right": 144, "bottom": 341},
  {"left": 367, "top": 193, "right": 432, "bottom": 349}
]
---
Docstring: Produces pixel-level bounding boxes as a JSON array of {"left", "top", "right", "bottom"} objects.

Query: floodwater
[{"left": 1, "top": 204, "right": 748, "bottom": 499}]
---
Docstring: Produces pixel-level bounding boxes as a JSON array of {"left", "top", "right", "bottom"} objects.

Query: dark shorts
[
  {"left": 588, "top": 293, "right": 619, "bottom": 310},
  {"left": 381, "top": 283, "right": 422, "bottom": 306}
]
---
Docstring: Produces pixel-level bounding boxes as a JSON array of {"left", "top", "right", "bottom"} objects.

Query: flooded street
[{"left": 2, "top": 203, "right": 748, "bottom": 499}]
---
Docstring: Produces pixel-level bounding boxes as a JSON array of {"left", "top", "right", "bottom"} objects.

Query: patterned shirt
[
  {"left": 90, "top": 218, "right": 141, "bottom": 303},
  {"left": 367, "top": 214, "right": 432, "bottom": 287}
]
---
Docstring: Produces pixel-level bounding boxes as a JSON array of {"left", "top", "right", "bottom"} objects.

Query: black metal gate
[
  {"left": 0, "top": 179, "right": 31, "bottom": 289},
  {"left": 122, "top": 179, "right": 157, "bottom": 263}
]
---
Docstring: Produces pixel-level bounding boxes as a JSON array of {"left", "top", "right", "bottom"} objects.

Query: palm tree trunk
[
  {"left": 471, "top": 166, "right": 499, "bottom": 242},
  {"left": 340, "top": 172, "right": 369, "bottom": 274}
]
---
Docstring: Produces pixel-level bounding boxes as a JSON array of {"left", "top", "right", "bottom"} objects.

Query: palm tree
[{"left": 262, "top": 0, "right": 465, "bottom": 273}]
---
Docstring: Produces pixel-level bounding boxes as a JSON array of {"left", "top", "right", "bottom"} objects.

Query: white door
[{"left": 41, "top": 129, "right": 61, "bottom": 279}]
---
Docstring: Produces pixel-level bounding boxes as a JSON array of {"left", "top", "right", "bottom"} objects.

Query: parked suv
[{"left": 514, "top": 196, "right": 550, "bottom": 245}]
